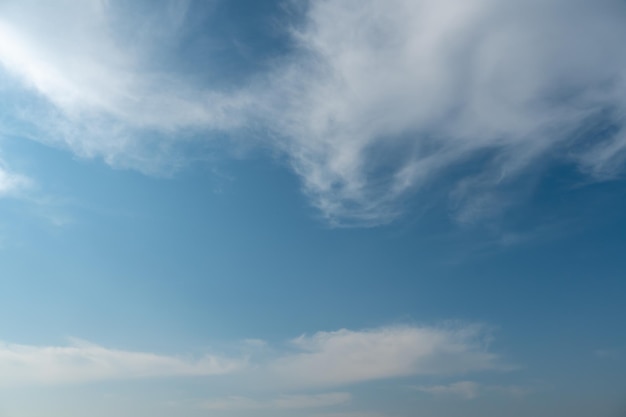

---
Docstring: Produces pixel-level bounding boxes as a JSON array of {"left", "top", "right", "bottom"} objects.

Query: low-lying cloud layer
[
  {"left": 0, "top": 324, "right": 506, "bottom": 389},
  {"left": 202, "top": 392, "right": 352, "bottom": 411},
  {"left": 268, "top": 325, "right": 503, "bottom": 388},
  {"left": 1, "top": 0, "right": 625, "bottom": 224},
  {"left": 413, "top": 380, "right": 525, "bottom": 399},
  {"left": 0, "top": 338, "right": 244, "bottom": 386}
]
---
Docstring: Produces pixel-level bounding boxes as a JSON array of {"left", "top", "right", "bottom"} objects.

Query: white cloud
[
  {"left": 414, "top": 381, "right": 481, "bottom": 399},
  {"left": 1, "top": 0, "right": 626, "bottom": 224},
  {"left": 266, "top": 0, "right": 626, "bottom": 224},
  {"left": 307, "top": 413, "right": 388, "bottom": 417},
  {"left": 413, "top": 380, "right": 526, "bottom": 399},
  {"left": 0, "top": 324, "right": 508, "bottom": 390},
  {"left": 0, "top": 164, "right": 30, "bottom": 196},
  {"left": 0, "top": 0, "right": 250, "bottom": 172},
  {"left": 267, "top": 324, "right": 507, "bottom": 388},
  {"left": 0, "top": 0, "right": 234, "bottom": 129},
  {"left": 202, "top": 392, "right": 351, "bottom": 411},
  {"left": 0, "top": 338, "right": 245, "bottom": 387}
]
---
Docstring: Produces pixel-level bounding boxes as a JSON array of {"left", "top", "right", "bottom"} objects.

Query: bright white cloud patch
[
  {"left": 0, "top": 0, "right": 249, "bottom": 171},
  {"left": 0, "top": 339, "right": 245, "bottom": 387},
  {"left": 270, "top": 0, "right": 626, "bottom": 224},
  {"left": 1, "top": 0, "right": 624, "bottom": 224},
  {"left": 0, "top": 0, "right": 249, "bottom": 129},
  {"left": 268, "top": 324, "right": 505, "bottom": 388}
]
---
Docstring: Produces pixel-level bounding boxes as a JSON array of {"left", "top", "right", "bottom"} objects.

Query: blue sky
[{"left": 0, "top": 1, "right": 626, "bottom": 416}]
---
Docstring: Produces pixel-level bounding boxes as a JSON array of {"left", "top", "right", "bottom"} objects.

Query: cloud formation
[
  {"left": 414, "top": 381, "right": 482, "bottom": 399},
  {"left": 2, "top": 0, "right": 624, "bottom": 224},
  {"left": 0, "top": 324, "right": 505, "bottom": 389},
  {"left": 269, "top": 0, "right": 626, "bottom": 224},
  {"left": 268, "top": 324, "right": 505, "bottom": 388},
  {"left": 0, "top": 0, "right": 250, "bottom": 171},
  {"left": 202, "top": 392, "right": 351, "bottom": 411},
  {"left": 413, "top": 380, "right": 525, "bottom": 399},
  {"left": 0, "top": 338, "right": 244, "bottom": 387},
  {"left": 0, "top": 163, "right": 29, "bottom": 197}
]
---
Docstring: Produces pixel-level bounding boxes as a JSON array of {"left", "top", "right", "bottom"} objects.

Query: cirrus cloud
[{"left": 1, "top": 0, "right": 625, "bottom": 224}]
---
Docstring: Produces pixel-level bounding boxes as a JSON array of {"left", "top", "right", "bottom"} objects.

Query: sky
[{"left": 0, "top": 0, "right": 625, "bottom": 416}]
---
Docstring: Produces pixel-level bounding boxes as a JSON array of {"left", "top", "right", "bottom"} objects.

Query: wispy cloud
[
  {"left": 594, "top": 348, "right": 623, "bottom": 360},
  {"left": 413, "top": 380, "right": 526, "bottom": 399},
  {"left": 306, "top": 413, "right": 389, "bottom": 417},
  {"left": 309, "top": 411, "right": 389, "bottom": 417},
  {"left": 267, "top": 0, "right": 626, "bottom": 225},
  {"left": 202, "top": 392, "right": 351, "bottom": 411},
  {"left": 0, "top": 338, "right": 245, "bottom": 387},
  {"left": 3, "top": 0, "right": 624, "bottom": 224},
  {"left": 414, "top": 381, "right": 482, "bottom": 399},
  {"left": 0, "top": 324, "right": 509, "bottom": 389},
  {"left": 267, "top": 324, "right": 508, "bottom": 389},
  {"left": 0, "top": 163, "right": 30, "bottom": 197},
  {"left": 0, "top": 0, "right": 250, "bottom": 172}
]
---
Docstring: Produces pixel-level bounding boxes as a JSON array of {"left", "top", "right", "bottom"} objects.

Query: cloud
[
  {"left": 307, "top": 413, "right": 388, "bottom": 417},
  {"left": 310, "top": 411, "right": 389, "bottom": 417},
  {"left": 414, "top": 381, "right": 481, "bottom": 399},
  {"left": 202, "top": 392, "right": 351, "bottom": 411},
  {"left": 413, "top": 381, "right": 526, "bottom": 399},
  {"left": 0, "top": 338, "right": 245, "bottom": 387},
  {"left": 0, "top": 164, "right": 30, "bottom": 197},
  {"left": 266, "top": 0, "right": 626, "bottom": 225},
  {"left": 594, "top": 348, "right": 623, "bottom": 359},
  {"left": 0, "top": 324, "right": 508, "bottom": 389},
  {"left": 0, "top": 0, "right": 250, "bottom": 172},
  {"left": 267, "top": 324, "right": 508, "bottom": 388},
  {"left": 1, "top": 0, "right": 626, "bottom": 225},
  {"left": 0, "top": 0, "right": 244, "bottom": 131}
]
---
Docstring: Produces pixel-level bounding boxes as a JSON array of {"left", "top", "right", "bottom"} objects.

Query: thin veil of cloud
[
  {"left": 414, "top": 381, "right": 482, "bottom": 399},
  {"left": 202, "top": 392, "right": 351, "bottom": 411},
  {"left": 413, "top": 380, "right": 526, "bottom": 399},
  {"left": 0, "top": 324, "right": 507, "bottom": 389},
  {"left": 0, "top": 338, "right": 245, "bottom": 387},
  {"left": 0, "top": 163, "right": 30, "bottom": 197},
  {"left": 1, "top": 0, "right": 625, "bottom": 224},
  {"left": 267, "top": 324, "right": 507, "bottom": 389}
]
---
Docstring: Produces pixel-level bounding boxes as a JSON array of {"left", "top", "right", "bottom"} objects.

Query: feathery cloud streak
[
  {"left": 0, "top": 0, "right": 250, "bottom": 171},
  {"left": 1, "top": 0, "right": 625, "bottom": 224},
  {"left": 0, "top": 338, "right": 244, "bottom": 387},
  {"left": 202, "top": 392, "right": 352, "bottom": 411},
  {"left": 413, "top": 380, "right": 526, "bottom": 399},
  {"left": 270, "top": 0, "right": 626, "bottom": 224},
  {"left": 0, "top": 324, "right": 506, "bottom": 388}
]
